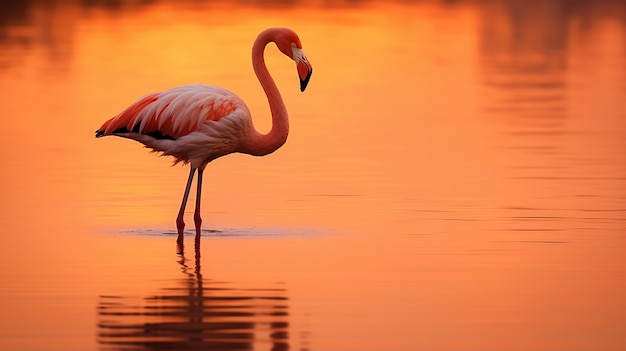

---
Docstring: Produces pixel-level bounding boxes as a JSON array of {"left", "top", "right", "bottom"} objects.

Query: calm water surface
[{"left": 0, "top": 1, "right": 625, "bottom": 350}]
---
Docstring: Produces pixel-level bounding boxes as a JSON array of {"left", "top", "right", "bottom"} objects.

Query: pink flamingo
[{"left": 95, "top": 28, "right": 313, "bottom": 244}]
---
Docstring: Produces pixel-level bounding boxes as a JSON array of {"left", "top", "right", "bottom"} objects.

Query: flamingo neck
[{"left": 242, "top": 28, "right": 289, "bottom": 157}]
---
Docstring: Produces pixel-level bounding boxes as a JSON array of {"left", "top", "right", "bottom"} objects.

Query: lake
[{"left": 0, "top": 0, "right": 625, "bottom": 350}]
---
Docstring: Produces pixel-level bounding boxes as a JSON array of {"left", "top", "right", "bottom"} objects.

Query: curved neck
[{"left": 242, "top": 29, "right": 289, "bottom": 156}]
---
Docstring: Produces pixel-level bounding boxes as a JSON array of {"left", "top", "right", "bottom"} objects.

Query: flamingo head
[{"left": 275, "top": 28, "right": 313, "bottom": 92}]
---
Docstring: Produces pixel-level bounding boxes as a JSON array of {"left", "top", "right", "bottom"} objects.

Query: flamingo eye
[{"left": 291, "top": 43, "right": 296, "bottom": 48}]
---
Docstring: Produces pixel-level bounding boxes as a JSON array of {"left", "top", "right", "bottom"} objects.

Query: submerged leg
[
  {"left": 193, "top": 168, "right": 204, "bottom": 239},
  {"left": 176, "top": 167, "right": 197, "bottom": 243}
]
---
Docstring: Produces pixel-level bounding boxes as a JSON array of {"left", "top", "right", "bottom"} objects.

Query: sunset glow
[{"left": 0, "top": 1, "right": 624, "bottom": 350}]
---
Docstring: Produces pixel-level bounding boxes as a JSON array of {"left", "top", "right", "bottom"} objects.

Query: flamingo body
[
  {"left": 96, "top": 85, "right": 252, "bottom": 168},
  {"left": 95, "top": 28, "right": 313, "bottom": 245}
]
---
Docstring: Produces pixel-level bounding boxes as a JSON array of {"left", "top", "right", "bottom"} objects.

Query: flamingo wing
[{"left": 95, "top": 85, "right": 242, "bottom": 140}]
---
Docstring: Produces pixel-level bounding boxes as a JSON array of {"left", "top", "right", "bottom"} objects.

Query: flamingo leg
[
  {"left": 177, "top": 167, "right": 197, "bottom": 243},
  {"left": 193, "top": 168, "right": 204, "bottom": 240}
]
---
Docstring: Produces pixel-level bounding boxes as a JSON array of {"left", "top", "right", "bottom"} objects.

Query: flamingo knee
[
  {"left": 194, "top": 212, "right": 202, "bottom": 236},
  {"left": 176, "top": 215, "right": 185, "bottom": 237}
]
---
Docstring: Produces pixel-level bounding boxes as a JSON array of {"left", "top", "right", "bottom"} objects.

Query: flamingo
[{"left": 95, "top": 28, "right": 313, "bottom": 244}]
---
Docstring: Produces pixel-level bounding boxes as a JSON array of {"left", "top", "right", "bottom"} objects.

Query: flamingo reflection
[{"left": 97, "top": 240, "right": 289, "bottom": 350}]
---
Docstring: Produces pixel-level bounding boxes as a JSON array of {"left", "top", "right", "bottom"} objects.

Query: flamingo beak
[{"left": 292, "top": 47, "right": 312, "bottom": 92}]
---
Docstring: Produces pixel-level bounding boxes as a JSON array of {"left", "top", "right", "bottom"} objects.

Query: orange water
[{"left": 0, "top": 1, "right": 625, "bottom": 350}]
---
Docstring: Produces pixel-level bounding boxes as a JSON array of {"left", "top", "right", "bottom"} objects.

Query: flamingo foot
[
  {"left": 194, "top": 233, "right": 201, "bottom": 258},
  {"left": 176, "top": 240, "right": 184, "bottom": 255}
]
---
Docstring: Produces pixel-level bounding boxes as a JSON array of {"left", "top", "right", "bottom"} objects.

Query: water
[{"left": 1, "top": 1, "right": 625, "bottom": 350}]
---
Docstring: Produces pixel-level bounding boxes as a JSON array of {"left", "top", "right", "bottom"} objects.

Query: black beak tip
[{"left": 300, "top": 68, "right": 312, "bottom": 92}]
